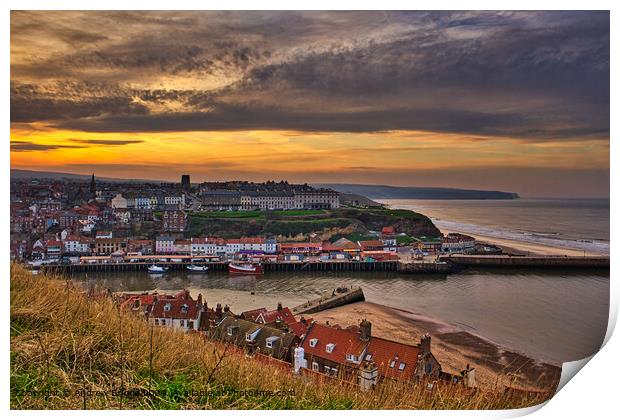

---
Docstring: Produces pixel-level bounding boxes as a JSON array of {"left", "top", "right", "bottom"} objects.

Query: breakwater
[
  {"left": 439, "top": 255, "right": 609, "bottom": 269},
  {"left": 292, "top": 286, "right": 365, "bottom": 315}
]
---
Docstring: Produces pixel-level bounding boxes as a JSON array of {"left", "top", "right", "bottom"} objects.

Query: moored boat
[
  {"left": 147, "top": 265, "right": 168, "bottom": 273},
  {"left": 228, "top": 262, "right": 264, "bottom": 275},
  {"left": 186, "top": 264, "right": 209, "bottom": 272}
]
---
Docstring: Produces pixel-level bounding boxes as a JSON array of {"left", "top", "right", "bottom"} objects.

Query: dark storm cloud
[
  {"left": 10, "top": 11, "right": 609, "bottom": 140},
  {"left": 10, "top": 141, "right": 86, "bottom": 152},
  {"left": 68, "top": 139, "right": 145, "bottom": 145}
]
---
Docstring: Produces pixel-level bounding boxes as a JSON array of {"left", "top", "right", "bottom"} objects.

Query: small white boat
[
  {"left": 186, "top": 264, "right": 209, "bottom": 272},
  {"left": 147, "top": 265, "right": 168, "bottom": 273}
]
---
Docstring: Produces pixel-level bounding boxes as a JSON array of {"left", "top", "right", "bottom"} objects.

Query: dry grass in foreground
[{"left": 10, "top": 264, "right": 553, "bottom": 409}]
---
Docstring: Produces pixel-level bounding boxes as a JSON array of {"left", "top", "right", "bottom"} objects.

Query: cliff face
[
  {"left": 186, "top": 208, "right": 441, "bottom": 239},
  {"left": 335, "top": 208, "right": 441, "bottom": 237}
]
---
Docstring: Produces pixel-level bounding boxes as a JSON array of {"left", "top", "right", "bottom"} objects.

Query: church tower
[{"left": 90, "top": 173, "right": 96, "bottom": 195}]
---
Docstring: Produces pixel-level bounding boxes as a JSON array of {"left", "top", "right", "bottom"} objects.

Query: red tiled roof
[
  {"left": 366, "top": 337, "right": 420, "bottom": 380},
  {"left": 120, "top": 293, "right": 159, "bottom": 311},
  {"left": 321, "top": 241, "right": 344, "bottom": 252},
  {"left": 257, "top": 307, "right": 297, "bottom": 325},
  {"left": 240, "top": 308, "right": 267, "bottom": 320},
  {"left": 175, "top": 290, "right": 192, "bottom": 299},
  {"left": 381, "top": 226, "right": 395, "bottom": 235},
  {"left": 301, "top": 323, "right": 367, "bottom": 365},
  {"left": 150, "top": 298, "right": 200, "bottom": 320},
  {"left": 287, "top": 320, "right": 311, "bottom": 337}
]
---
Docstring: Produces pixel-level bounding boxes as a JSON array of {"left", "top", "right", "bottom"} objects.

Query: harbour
[
  {"left": 39, "top": 254, "right": 609, "bottom": 275},
  {"left": 65, "top": 268, "right": 610, "bottom": 366}
]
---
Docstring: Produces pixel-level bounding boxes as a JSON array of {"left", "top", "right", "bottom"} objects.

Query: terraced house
[
  {"left": 210, "top": 316, "right": 300, "bottom": 362},
  {"left": 299, "top": 319, "right": 442, "bottom": 386}
]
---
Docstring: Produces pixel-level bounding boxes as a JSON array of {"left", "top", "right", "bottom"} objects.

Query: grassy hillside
[
  {"left": 10, "top": 265, "right": 550, "bottom": 409},
  {"left": 186, "top": 208, "right": 440, "bottom": 239}
]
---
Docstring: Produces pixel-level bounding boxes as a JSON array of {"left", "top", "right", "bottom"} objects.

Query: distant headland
[{"left": 315, "top": 184, "right": 520, "bottom": 200}]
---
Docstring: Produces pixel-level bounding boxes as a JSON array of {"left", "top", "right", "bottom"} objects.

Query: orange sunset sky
[{"left": 10, "top": 11, "right": 610, "bottom": 197}]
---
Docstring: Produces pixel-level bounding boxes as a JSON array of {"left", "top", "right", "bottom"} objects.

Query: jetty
[
  {"left": 439, "top": 254, "right": 609, "bottom": 269},
  {"left": 292, "top": 286, "right": 365, "bottom": 315}
]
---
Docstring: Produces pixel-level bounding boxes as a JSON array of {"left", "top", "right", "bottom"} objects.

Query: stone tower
[{"left": 89, "top": 173, "right": 96, "bottom": 195}]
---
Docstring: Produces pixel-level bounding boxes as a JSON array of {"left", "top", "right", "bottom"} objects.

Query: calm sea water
[
  {"left": 379, "top": 198, "right": 610, "bottom": 255},
  {"left": 73, "top": 269, "right": 609, "bottom": 365}
]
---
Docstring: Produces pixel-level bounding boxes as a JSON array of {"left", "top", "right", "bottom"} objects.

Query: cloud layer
[{"left": 11, "top": 11, "right": 609, "bottom": 140}]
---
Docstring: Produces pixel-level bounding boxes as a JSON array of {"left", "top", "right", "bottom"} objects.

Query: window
[
  {"left": 266, "top": 337, "right": 279, "bottom": 348},
  {"left": 312, "top": 362, "right": 319, "bottom": 372},
  {"left": 181, "top": 304, "right": 189, "bottom": 313},
  {"left": 398, "top": 362, "right": 406, "bottom": 371},
  {"left": 164, "top": 303, "right": 172, "bottom": 312},
  {"left": 331, "top": 368, "right": 338, "bottom": 376},
  {"left": 346, "top": 354, "right": 358, "bottom": 362},
  {"left": 365, "top": 353, "right": 372, "bottom": 361},
  {"left": 324, "top": 366, "right": 331, "bottom": 374},
  {"left": 161, "top": 319, "right": 166, "bottom": 326},
  {"left": 154, "top": 319, "right": 159, "bottom": 326},
  {"left": 309, "top": 338, "right": 318, "bottom": 348},
  {"left": 326, "top": 343, "right": 335, "bottom": 353},
  {"left": 389, "top": 360, "right": 396, "bottom": 368}
]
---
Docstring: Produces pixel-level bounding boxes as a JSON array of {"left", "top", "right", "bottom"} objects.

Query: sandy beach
[
  {"left": 442, "top": 229, "right": 605, "bottom": 257},
  {"left": 310, "top": 301, "right": 561, "bottom": 392}
]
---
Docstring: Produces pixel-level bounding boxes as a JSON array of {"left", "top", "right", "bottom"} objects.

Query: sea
[{"left": 378, "top": 198, "right": 610, "bottom": 255}]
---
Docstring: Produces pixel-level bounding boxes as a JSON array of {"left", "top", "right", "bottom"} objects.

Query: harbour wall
[
  {"left": 37, "top": 255, "right": 609, "bottom": 275},
  {"left": 439, "top": 255, "right": 609, "bottom": 269},
  {"left": 292, "top": 287, "right": 365, "bottom": 315}
]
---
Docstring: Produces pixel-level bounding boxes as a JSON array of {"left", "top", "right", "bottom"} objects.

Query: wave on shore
[{"left": 433, "top": 218, "right": 609, "bottom": 255}]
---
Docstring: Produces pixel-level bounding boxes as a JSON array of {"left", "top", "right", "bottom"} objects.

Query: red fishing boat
[{"left": 228, "top": 262, "right": 264, "bottom": 275}]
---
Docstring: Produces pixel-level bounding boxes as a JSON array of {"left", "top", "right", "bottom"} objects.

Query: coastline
[
  {"left": 310, "top": 301, "right": 561, "bottom": 392},
  {"left": 439, "top": 228, "right": 606, "bottom": 257}
]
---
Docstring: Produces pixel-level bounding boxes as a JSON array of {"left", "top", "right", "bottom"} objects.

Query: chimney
[
  {"left": 216, "top": 303, "right": 222, "bottom": 315},
  {"left": 359, "top": 319, "right": 372, "bottom": 341},
  {"left": 197, "top": 293, "right": 203, "bottom": 306},
  {"left": 359, "top": 362, "right": 378, "bottom": 391},
  {"left": 420, "top": 333, "right": 431, "bottom": 355},
  {"left": 223, "top": 304, "right": 230, "bottom": 313},
  {"left": 277, "top": 302, "right": 283, "bottom": 312}
]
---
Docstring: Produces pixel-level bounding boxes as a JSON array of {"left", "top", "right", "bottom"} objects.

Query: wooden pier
[{"left": 40, "top": 260, "right": 405, "bottom": 275}]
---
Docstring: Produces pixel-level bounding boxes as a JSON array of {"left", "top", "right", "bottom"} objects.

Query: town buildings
[
  {"left": 441, "top": 233, "right": 476, "bottom": 254},
  {"left": 209, "top": 317, "right": 300, "bottom": 362},
  {"left": 299, "top": 319, "right": 442, "bottom": 385}
]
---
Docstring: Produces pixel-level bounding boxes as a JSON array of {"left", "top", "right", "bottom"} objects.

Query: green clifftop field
[
  {"left": 10, "top": 265, "right": 550, "bottom": 410},
  {"left": 185, "top": 208, "right": 441, "bottom": 240}
]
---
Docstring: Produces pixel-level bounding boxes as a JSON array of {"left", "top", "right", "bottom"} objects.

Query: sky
[{"left": 10, "top": 11, "right": 609, "bottom": 197}]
